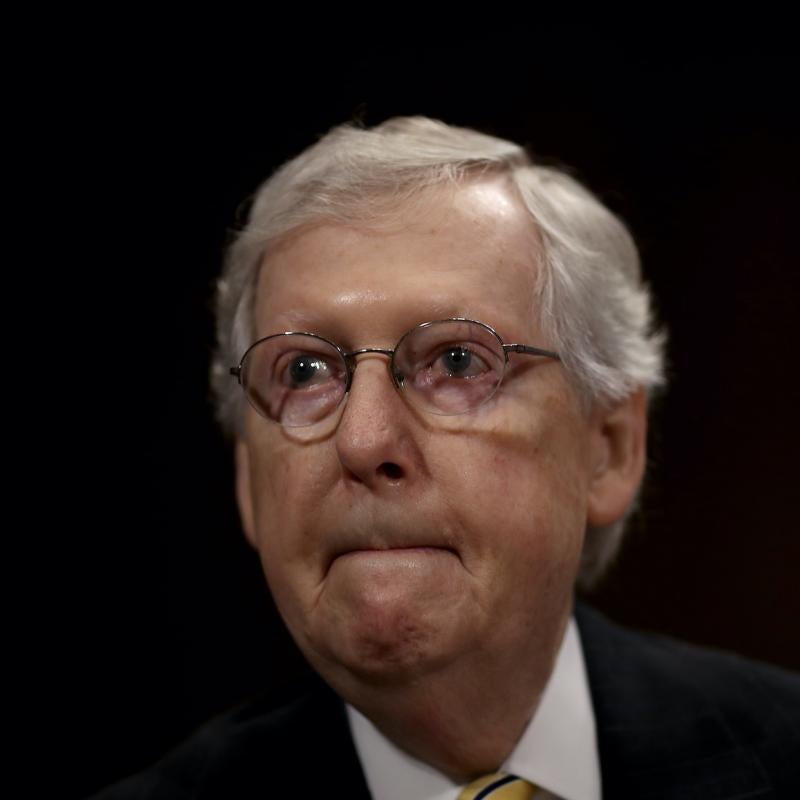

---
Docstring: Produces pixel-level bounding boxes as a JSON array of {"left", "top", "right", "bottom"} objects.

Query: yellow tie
[{"left": 457, "top": 771, "right": 538, "bottom": 799}]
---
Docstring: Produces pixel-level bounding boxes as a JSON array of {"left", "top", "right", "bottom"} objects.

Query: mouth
[
  {"left": 326, "top": 543, "right": 459, "bottom": 574},
  {"left": 339, "top": 545, "right": 456, "bottom": 556}
]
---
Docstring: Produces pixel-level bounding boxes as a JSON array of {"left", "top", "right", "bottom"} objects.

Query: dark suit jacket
[{"left": 91, "top": 602, "right": 800, "bottom": 798}]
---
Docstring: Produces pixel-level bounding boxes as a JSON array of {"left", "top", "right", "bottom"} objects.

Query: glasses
[{"left": 230, "top": 318, "right": 560, "bottom": 428}]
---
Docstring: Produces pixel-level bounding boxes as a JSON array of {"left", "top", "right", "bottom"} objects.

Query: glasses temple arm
[{"left": 503, "top": 344, "right": 561, "bottom": 361}]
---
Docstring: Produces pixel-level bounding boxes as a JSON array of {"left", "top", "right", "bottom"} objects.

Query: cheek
[
  {"left": 436, "top": 400, "right": 590, "bottom": 573},
  {"left": 246, "top": 442, "right": 336, "bottom": 632},
  {"left": 246, "top": 437, "right": 332, "bottom": 564}
]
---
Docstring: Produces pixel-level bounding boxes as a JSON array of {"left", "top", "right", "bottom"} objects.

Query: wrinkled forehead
[{"left": 253, "top": 177, "right": 546, "bottom": 344}]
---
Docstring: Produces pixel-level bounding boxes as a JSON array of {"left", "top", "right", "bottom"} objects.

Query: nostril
[{"left": 379, "top": 462, "right": 404, "bottom": 480}]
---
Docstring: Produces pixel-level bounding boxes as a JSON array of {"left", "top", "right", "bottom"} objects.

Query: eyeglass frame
[{"left": 229, "top": 317, "right": 561, "bottom": 424}]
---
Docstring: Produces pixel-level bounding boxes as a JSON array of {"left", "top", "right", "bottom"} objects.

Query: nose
[{"left": 334, "top": 353, "right": 422, "bottom": 490}]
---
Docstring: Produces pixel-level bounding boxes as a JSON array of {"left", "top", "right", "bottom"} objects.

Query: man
[{"left": 94, "top": 117, "right": 800, "bottom": 798}]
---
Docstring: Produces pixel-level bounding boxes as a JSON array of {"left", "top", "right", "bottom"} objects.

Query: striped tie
[{"left": 458, "top": 771, "right": 538, "bottom": 799}]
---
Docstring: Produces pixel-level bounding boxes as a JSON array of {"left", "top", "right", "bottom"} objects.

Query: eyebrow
[
  {"left": 261, "top": 305, "right": 518, "bottom": 346},
  {"left": 268, "top": 310, "right": 322, "bottom": 332},
  {"left": 271, "top": 312, "right": 470, "bottom": 334}
]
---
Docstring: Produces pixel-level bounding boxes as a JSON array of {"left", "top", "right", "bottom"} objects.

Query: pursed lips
[{"left": 325, "top": 533, "right": 459, "bottom": 574}]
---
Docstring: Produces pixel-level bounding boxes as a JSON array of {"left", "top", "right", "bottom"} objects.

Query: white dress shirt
[{"left": 346, "top": 616, "right": 601, "bottom": 800}]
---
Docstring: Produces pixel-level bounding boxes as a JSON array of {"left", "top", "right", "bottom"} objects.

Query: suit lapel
[
  {"left": 574, "top": 601, "right": 772, "bottom": 799},
  {"left": 263, "top": 676, "right": 374, "bottom": 797}
]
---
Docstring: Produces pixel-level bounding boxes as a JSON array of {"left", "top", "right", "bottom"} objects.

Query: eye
[
  {"left": 279, "top": 353, "right": 339, "bottom": 388},
  {"left": 435, "top": 345, "right": 490, "bottom": 378},
  {"left": 290, "top": 356, "right": 326, "bottom": 383}
]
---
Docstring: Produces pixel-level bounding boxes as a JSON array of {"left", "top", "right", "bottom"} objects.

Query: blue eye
[
  {"left": 441, "top": 347, "right": 472, "bottom": 375},
  {"left": 287, "top": 356, "right": 330, "bottom": 386},
  {"left": 434, "top": 345, "right": 492, "bottom": 379}
]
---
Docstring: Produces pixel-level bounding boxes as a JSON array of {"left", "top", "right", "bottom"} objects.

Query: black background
[{"left": 36, "top": 44, "right": 799, "bottom": 798}]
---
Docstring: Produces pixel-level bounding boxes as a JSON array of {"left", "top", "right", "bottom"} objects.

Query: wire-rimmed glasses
[{"left": 230, "top": 318, "right": 560, "bottom": 428}]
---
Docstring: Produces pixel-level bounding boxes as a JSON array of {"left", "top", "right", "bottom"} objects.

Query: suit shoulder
[
  {"left": 89, "top": 677, "right": 353, "bottom": 799},
  {"left": 575, "top": 600, "right": 800, "bottom": 713},
  {"left": 575, "top": 601, "right": 800, "bottom": 794}
]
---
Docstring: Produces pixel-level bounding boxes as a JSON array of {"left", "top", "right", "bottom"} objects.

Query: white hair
[{"left": 209, "top": 116, "right": 667, "bottom": 589}]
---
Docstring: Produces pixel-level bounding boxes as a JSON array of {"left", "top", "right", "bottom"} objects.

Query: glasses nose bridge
[{"left": 343, "top": 347, "right": 400, "bottom": 390}]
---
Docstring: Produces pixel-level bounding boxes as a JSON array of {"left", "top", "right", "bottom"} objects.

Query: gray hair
[{"left": 210, "top": 116, "right": 667, "bottom": 589}]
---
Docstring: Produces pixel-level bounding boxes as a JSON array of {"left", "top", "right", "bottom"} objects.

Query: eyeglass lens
[
  {"left": 240, "top": 320, "right": 507, "bottom": 427},
  {"left": 241, "top": 333, "right": 348, "bottom": 427}
]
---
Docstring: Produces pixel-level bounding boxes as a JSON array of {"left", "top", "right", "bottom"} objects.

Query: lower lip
[
  {"left": 331, "top": 547, "right": 456, "bottom": 566},
  {"left": 343, "top": 547, "right": 452, "bottom": 556}
]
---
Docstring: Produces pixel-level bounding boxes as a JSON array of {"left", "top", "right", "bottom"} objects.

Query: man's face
[{"left": 235, "top": 177, "right": 607, "bottom": 694}]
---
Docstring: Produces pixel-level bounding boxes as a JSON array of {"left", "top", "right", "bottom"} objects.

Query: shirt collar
[{"left": 345, "top": 616, "right": 601, "bottom": 800}]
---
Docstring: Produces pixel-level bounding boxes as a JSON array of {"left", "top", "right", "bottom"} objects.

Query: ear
[
  {"left": 586, "top": 387, "right": 648, "bottom": 527},
  {"left": 234, "top": 438, "right": 258, "bottom": 549}
]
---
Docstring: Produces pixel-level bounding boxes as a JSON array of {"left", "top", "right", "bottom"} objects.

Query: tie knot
[{"left": 457, "top": 771, "right": 538, "bottom": 799}]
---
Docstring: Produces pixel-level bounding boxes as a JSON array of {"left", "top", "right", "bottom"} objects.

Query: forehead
[{"left": 254, "top": 177, "right": 544, "bottom": 343}]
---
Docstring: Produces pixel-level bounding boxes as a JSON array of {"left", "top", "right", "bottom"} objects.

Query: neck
[{"left": 328, "top": 609, "right": 571, "bottom": 783}]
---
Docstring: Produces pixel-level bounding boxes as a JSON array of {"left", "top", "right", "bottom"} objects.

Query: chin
[
  {"left": 307, "top": 605, "right": 466, "bottom": 688},
  {"left": 299, "top": 549, "right": 476, "bottom": 685}
]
